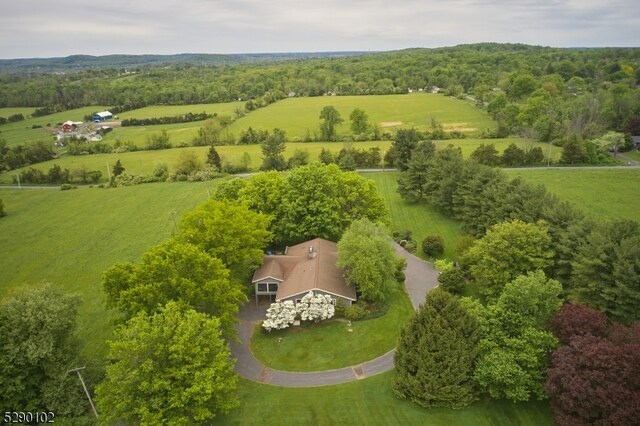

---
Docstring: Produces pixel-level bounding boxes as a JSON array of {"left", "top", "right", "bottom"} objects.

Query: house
[
  {"left": 251, "top": 238, "right": 356, "bottom": 307},
  {"left": 62, "top": 120, "right": 82, "bottom": 132},
  {"left": 633, "top": 136, "right": 640, "bottom": 150},
  {"left": 93, "top": 111, "right": 113, "bottom": 122}
]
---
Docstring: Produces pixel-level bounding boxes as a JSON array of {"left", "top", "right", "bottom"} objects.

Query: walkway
[{"left": 230, "top": 241, "right": 440, "bottom": 387}]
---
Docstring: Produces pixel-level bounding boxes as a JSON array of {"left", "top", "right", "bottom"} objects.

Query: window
[
  {"left": 268, "top": 283, "right": 278, "bottom": 292},
  {"left": 257, "top": 283, "right": 267, "bottom": 293}
]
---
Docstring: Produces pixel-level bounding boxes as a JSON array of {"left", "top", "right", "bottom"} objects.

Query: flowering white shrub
[
  {"left": 262, "top": 300, "right": 297, "bottom": 332},
  {"left": 297, "top": 291, "right": 335, "bottom": 323}
]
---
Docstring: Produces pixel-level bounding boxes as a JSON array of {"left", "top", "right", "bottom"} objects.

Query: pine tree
[
  {"left": 393, "top": 288, "right": 481, "bottom": 409},
  {"left": 112, "top": 159, "right": 125, "bottom": 176},
  {"left": 207, "top": 145, "right": 222, "bottom": 171}
]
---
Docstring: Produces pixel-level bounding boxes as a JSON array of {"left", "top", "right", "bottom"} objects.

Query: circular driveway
[{"left": 230, "top": 242, "right": 439, "bottom": 387}]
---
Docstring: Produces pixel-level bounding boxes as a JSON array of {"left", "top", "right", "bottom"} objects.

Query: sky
[{"left": 1, "top": 0, "right": 639, "bottom": 59}]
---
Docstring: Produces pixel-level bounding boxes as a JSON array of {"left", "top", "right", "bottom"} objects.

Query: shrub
[
  {"left": 438, "top": 268, "right": 466, "bottom": 294},
  {"left": 422, "top": 235, "right": 445, "bottom": 257},
  {"left": 404, "top": 242, "right": 416, "bottom": 253},
  {"left": 434, "top": 259, "right": 454, "bottom": 272},
  {"left": 0, "top": 198, "right": 6, "bottom": 217},
  {"left": 344, "top": 303, "right": 369, "bottom": 321},
  {"left": 60, "top": 183, "right": 76, "bottom": 190}
]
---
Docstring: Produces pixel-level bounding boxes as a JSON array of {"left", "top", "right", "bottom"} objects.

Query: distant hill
[{"left": 0, "top": 52, "right": 371, "bottom": 74}]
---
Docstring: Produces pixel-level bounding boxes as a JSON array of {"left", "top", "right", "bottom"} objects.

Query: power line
[{"left": 67, "top": 366, "right": 98, "bottom": 418}]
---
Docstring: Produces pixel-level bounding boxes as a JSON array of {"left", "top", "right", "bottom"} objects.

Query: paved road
[{"left": 230, "top": 242, "right": 439, "bottom": 387}]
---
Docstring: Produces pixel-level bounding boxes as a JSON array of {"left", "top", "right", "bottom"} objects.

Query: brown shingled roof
[{"left": 251, "top": 238, "right": 356, "bottom": 302}]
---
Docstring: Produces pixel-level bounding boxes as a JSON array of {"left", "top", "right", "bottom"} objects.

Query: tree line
[{"left": 391, "top": 139, "right": 640, "bottom": 423}]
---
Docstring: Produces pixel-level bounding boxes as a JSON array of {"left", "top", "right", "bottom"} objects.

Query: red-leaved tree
[{"left": 546, "top": 308, "right": 640, "bottom": 425}]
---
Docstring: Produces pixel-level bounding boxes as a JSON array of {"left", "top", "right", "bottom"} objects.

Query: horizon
[{"left": 2, "top": 0, "right": 639, "bottom": 59}]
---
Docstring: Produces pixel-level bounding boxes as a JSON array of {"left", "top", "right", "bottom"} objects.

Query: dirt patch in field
[
  {"left": 442, "top": 122, "right": 477, "bottom": 132},
  {"left": 380, "top": 121, "right": 403, "bottom": 128}
]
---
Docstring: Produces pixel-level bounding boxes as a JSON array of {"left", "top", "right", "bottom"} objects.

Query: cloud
[{"left": 0, "top": 0, "right": 638, "bottom": 58}]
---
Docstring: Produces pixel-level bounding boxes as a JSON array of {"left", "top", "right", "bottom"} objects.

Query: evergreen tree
[
  {"left": 397, "top": 141, "right": 436, "bottom": 202},
  {"left": 392, "top": 128, "right": 422, "bottom": 171},
  {"left": 112, "top": 159, "right": 125, "bottom": 176},
  {"left": 207, "top": 145, "right": 222, "bottom": 171},
  {"left": 393, "top": 288, "right": 482, "bottom": 409},
  {"left": 260, "top": 128, "right": 287, "bottom": 171}
]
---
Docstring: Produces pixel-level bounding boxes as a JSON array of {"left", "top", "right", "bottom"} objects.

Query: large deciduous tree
[
  {"left": 462, "top": 219, "right": 554, "bottom": 300},
  {"left": 96, "top": 302, "right": 238, "bottom": 425},
  {"left": 102, "top": 239, "right": 246, "bottom": 339},
  {"left": 337, "top": 218, "right": 398, "bottom": 302},
  {"left": 393, "top": 288, "right": 482, "bottom": 409},
  {"left": 177, "top": 198, "right": 272, "bottom": 280},
  {"left": 392, "top": 128, "right": 422, "bottom": 171},
  {"left": 0, "top": 283, "right": 86, "bottom": 418},
  {"left": 319, "top": 106, "right": 343, "bottom": 141},
  {"left": 349, "top": 108, "right": 369, "bottom": 135},
  {"left": 546, "top": 311, "right": 640, "bottom": 426},
  {"left": 474, "top": 271, "right": 563, "bottom": 401}
]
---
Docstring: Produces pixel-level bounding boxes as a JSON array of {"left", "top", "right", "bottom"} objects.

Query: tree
[
  {"left": 146, "top": 129, "right": 171, "bottom": 150},
  {"left": 319, "top": 106, "right": 343, "bottom": 141},
  {"left": 438, "top": 268, "right": 466, "bottom": 294},
  {"left": 560, "top": 137, "right": 588, "bottom": 164},
  {"left": 570, "top": 219, "right": 640, "bottom": 323},
  {"left": 392, "top": 128, "right": 422, "bottom": 171},
  {"left": 207, "top": 145, "right": 222, "bottom": 171},
  {"left": 474, "top": 271, "right": 563, "bottom": 401},
  {"left": 546, "top": 331, "right": 640, "bottom": 425},
  {"left": 260, "top": 128, "right": 287, "bottom": 171},
  {"left": 350, "top": 108, "right": 369, "bottom": 135},
  {"left": 393, "top": 288, "right": 482, "bottom": 409},
  {"left": 550, "top": 303, "right": 608, "bottom": 345},
  {"left": 470, "top": 144, "right": 501, "bottom": 166},
  {"left": 0, "top": 198, "right": 5, "bottom": 217},
  {"left": 262, "top": 300, "right": 297, "bottom": 332},
  {"left": 277, "top": 164, "right": 388, "bottom": 244},
  {"left": 296, "top": 291, "right": 335, "bottom": 323},
  {"left": 422, "top": 145, "right": 465, "bottom": 213},
  {"left": 397, "top": 140, "right": 436, "bottom": 202},
  {"left": 96, "top": 302, "right": 238, "bottom": 425},
  {"left": 287, "top": 148, "right": 310, "bottom": 169},
  {"left": 501, "top": 143, "right": 526, "bottom": 166},
  {"left": 422, "top": 235, "right": 445, "bottom": 258},
  {"left": 176, "top": 199, "right": 272, "bottom": 281},
  {"left": 112, "top": 159, "right": 125, "bottom": 176},
  {"left": 461, "top": 219, "right": 554, "bottom": 300},
  {"left": 336, "top": 218, "right": 398, "bottom": 302},
  {"left": 318, "top": 147, "right": 334, "bottom": 164},
  {"left": 0, "top": 283, "right": 86, "bottom": 417},
  {"left": 174, "top": 149, "right": 203, "bottom": 176},
  {"left": 193, "top": 120, "right": 222, "bottom": 146},
  {"left": 102, "top": 239, "right": 246, "bottom": 338}
]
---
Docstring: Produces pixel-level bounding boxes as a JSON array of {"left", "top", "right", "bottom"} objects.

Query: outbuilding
[{"left": 93, "top": 111, "right": 113, "bottom": 122}]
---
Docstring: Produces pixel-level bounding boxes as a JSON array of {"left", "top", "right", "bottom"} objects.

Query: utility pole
[
  {"left": 106, "top": 162, "right": 111, "bottom": 180},
  {"left": 67, "top": 366, "right": 98, "bottom": 418}
]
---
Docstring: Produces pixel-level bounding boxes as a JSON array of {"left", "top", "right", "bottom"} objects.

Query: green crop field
[
  {"left": 0, "top": 182, "right": 216, "bottom": 360},
  {"left": 505, "top": 168, "right": 640, "bottom": 221},
  {"left": 226, "top": 94, "right": 496, "bottom": 139},
  {"left": 363, "top": 171, "right": 463, "bottom": 261},
  {"left": 218, "top": 372, "right": 553, "bottom": 425}
]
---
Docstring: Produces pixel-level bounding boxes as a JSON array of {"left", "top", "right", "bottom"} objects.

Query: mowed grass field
[
  {"left": 226, "top": 94, "right": 496, "bottom": 139},
  {"left": 0, "top": 182, "right": 216, "bottom": 360},
  {"left": 0, "top": 107, "right": 37, "bottom": 120},
  {"left": 0, "top": 174, "right": 555, "bottom": 425},
  {"left": 219, "top": 372, "right": 553, "bottom": 426},
  {"left": 363, "top": 171, "right": 464, "bottom": 261},
  {"left": 506, "top": 168, "right": 640, "bottom": 221}
]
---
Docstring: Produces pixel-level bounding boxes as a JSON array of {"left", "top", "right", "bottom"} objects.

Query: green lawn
[
  {"left": 226, "top": 94, "right": 496, "bottom": 139},
  {"left": 218, "top": 371, "right": 553, "bottom": 426},
  {"left": 0, "top": 182, "right": 218, "bottom": 360},
  {"left": 0, "top": 107, "right": 37, "bottom": 119},
  {"left": 251, "top": 289, "right": 413, "bottom": 371},
  {"left": 363, "top": 172, "right": 463, "bottom": 261},
  {"left": 117, "top": 102, "right": 244, "bottom": 120},
  {"left": 623, "top": 150, "right": 640, "bottom": 162},
  {"left": 505, "top": 168, "right": 640, "bottom": 221}
]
